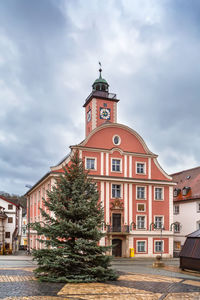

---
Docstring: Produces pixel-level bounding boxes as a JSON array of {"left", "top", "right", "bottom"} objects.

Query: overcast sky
[{"left": 1, "top": 0, "right": 200, "bottom": 195}]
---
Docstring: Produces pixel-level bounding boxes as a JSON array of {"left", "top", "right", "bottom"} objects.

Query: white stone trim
[
  {"left": 90, "top": 175, "right": 176, "bottom": 186},
  {"left": 124, "top": 155, "right": 127, "bottom": 177},
  {"left": 148, "top": 185, "right": 152, "bottom": 226},
  {"left": 153, "top": 158, "right": 172, "bottom": 180},
  {"left": 113, "top": 102, "right": 117, "bottom": 123},
  {"left": 79, "top": 150, "right": 82, "bottom": 159},
  {"left": 129, "top": 155, "right": 132, "bottom": 178},
  {"left": 92, "top": 98, "right": 97, "bottom": 130},
  {"left": 106, "top": 153, "right": 109, "bottom": 176},
  {"left": 85, "top": 156, "right": 97, "bottom": 171},
  {"left": 129, "top": 184, "right": 133, "bottom": 226},
  {"left": 148, "top": 236, "right": 153, "bottom": 255},
  {"left": 148, "top": 157, "right": 151, "bottom": 179},
  {"left": 101, "top": 152, "right": 104, "bottom": 176},
  {"left": 124, "top": 183, "right": 128, "bottom": 224},
  {"left": 136, "top": 185, "right": 147, "bottom": 200},
  {"left": 111, "top": 157, "right": 122, "bottom": 173},
  {"left": 106, "top": 182, "right": 109, "bottom": 224},
  {"left": 136, "top": 240, "right": 147, "bottom": 253},
  {"left": 137, "top": 203, "right": 146, "bottom": 212},
  {"left": 154, "top": 186, "right": 164, "bottom": 201},
  {"left": 136, "top": 214, "right": 147, "bottom": 229},
  {"left": 169, "top": 186, "right": 173, "bottom": 229},
  {"left": 135, "top": 161, "right": 146, "bottom": 175},
  {"left": 79, "top": 122, "right": 156, "bottom": 155}
]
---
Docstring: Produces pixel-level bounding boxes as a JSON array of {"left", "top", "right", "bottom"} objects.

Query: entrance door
[
  {"left": 112, "top": 213, "right": 121, "bottom": 232},
  {"left": 112, "top": 239, "right": 122, "bottom": 257}
]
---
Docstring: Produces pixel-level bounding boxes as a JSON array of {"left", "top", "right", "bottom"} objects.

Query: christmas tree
[{"left": 30, "top": 151, "right": 118, "bottom": 282}]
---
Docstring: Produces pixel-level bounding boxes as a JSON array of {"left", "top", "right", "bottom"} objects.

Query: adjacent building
[
  {"left": 26, "top": 69, "right": 175, "bottom": 257},
  {"left": 172, "top": 166, "right": 200, "bottom": 256},
  {"left": 0, "top": 196, "right": 23, "bottom": 254}
]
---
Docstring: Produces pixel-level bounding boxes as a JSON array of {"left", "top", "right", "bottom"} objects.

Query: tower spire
[{"left": 99, "top": 61, "right": 102, "bottom": 79}]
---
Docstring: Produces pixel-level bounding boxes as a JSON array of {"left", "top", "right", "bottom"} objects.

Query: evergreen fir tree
[{"left": 30, "top": 151, "right": 118, "bottom": 282}]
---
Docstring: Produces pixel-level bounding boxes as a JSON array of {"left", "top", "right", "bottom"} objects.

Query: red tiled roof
[{"left": 171, "top": 166, "right": 200, "bottom": 202}]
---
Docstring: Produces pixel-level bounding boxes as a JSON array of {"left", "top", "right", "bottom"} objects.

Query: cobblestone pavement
[{"left": 0, "top": 267, "right": 200, "bottom": 299}]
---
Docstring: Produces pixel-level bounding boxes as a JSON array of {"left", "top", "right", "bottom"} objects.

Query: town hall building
[{"left": 26, "top": 68, "right": 175, "bottom": 257}]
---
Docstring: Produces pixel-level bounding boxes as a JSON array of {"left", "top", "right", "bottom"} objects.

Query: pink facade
[{"left": 26, "top": 70, "right": 175, "bottom": 257}]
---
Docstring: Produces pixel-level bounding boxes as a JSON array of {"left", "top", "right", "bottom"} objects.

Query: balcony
[{"left": 106, "top": 225, "right": 130, "bottom": 235}]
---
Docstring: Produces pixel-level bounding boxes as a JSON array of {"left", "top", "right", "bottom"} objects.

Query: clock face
[
  {"left": 100, "top": 108, "right": 111, "bottom": 120},
  {"left": 87, "top": 110, "right": 91, "bottom": 122}
]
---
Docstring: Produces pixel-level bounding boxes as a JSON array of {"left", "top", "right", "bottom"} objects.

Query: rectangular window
[
  {"left": 86, "top": 158, "right": 95, "bottom": 170},
  {"left": 112, "top": 184, "right": 121, "bottom": 198},
  {"left": 155, "top": 187, "right": 163, "bottom": 200},
  {"left": 155, "top": 241, "right": 163, "bottom": 253},
  {"left": 174, "top": 241, "right": 181, "bottom": 251},
  {"left": 5, "top": 232, "right": 10, "bottom": 239},
  {"left": 137, "top": 216, "right": 145, "bottom": 229},
  {"left": 8, "top": 204, "right": 13, "bottom": 210},
  {"left": 112, "top": 159, "right": 121, "bottom": 172},
  {"left": 137, "top": 241, "right": 146, "bottom": 252},
  {"left": 8, "top": 217, "right": 13, "bottom": 223},
  {"left": 155, "top": 216, "right": 163, "bottom": 229},
  {"left": 136, "top": 163, "right": 145, "bottom": 174},
  {"left": 174, "top": 205, "right": 179, "bottom": 214},
  {"left": 197, "top": 203, "right": 200, "bottom": 212},
  {"left": 137, "top": 203, "right": 145, "bottom": 212},
  {"left": 137, "top": 187, "right": 145, "bottom": 199}
]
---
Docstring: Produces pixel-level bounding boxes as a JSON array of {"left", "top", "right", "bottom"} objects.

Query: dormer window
[
  {"left": 174, "top": 188, "right": 181, "bottom": 197},
  {"left": 182, "top": 186, "right": 190, "bottom": 196}
]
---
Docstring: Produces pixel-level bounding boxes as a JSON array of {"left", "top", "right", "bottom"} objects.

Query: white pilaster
[
  {"left": 124, "top": 155, "right": 127, "bottom": 177},
  {"left": 169, "top": 186, "right": 173, "bottom": 228},
  {"left": 92, "top": 98, "right": 97, "bottom": 130},
  {"left": 100, "top": 237, "right": 105, "bottom": 246},
  {"left": 101, "top": 181, "right": 104, "bottom": 210},
  {"left": 129, "top": 184, "right": 133, "bottom": 226},
  {"left": 106, "top": 182, "right": 109, "bottom": 224},
  {"left": 148, "top": 185, "right": 152, "bottom": 226},
  {"left": 79, "top": 150, "right": 82, "bottom": 159},
  {"left": 148, "top": 157, "right": 151, "bottom": 179},
  {"left": 129, "top": 236, "right": 133, "bottom": 248},
  {"left": 101, "top": 152, "right": 104, "bottom": 176},
  {"left": 106, "top": 153, "right": 109, "bottom": 176},
  {"left": 124, "top": 183, "right": 128, "bottom": 224},
  {"left": 129, "top": 156, "right": 132, "bottom": 178},
  {"left": 148, "top": 237, "right": 153, "bottom": 255},
  {"left": 169, "top": 236, "right": 173, "bottom": 257}
]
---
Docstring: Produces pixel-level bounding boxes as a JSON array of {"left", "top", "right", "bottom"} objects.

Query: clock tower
[{"left": 83, "top": 67, "right": 119, "bottom": 137}]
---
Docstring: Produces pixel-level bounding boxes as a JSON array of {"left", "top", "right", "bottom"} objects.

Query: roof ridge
[{"left": 171, "top": 165, "right": 200, "bottom": 176}]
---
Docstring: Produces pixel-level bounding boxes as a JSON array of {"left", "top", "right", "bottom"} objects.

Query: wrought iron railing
[{"left": 106, "top": 225, "right": 130, "bottom": 233}]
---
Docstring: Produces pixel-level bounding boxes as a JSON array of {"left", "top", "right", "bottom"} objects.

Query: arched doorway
[{"left": 112, "top": 239, "right": 122, "bottom": 257}]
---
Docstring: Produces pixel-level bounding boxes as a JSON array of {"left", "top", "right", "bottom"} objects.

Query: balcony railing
[{"left": 106, "top": 225, "right": 130, "bottom": 233}]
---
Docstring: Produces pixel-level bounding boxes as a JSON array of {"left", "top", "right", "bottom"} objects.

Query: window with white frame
[
  {"left": 137, "top": 186, "right": 145, "bottom": 199},
  {"left": 86, "top": 158, "right": 96, "bottom": 170},
  {"left": 155, "top": 187, "right": 163, "bottom": 200},
  {"left": 112, "top": 184, "right": 121, "bottom": 198},
  {"left": 174, "top": 205, "right": 179, "bottom": 214},
  {"left": 136, "top": 163, "right": 145, "bottom": 174},
  {"left": 137, "top": 203, "right": 146, "bottom": 212},
  {"left": 154, "top": 216, "right": 163, "bottom": 229},
  {"left": 155, "top": 240, "right": 163, "bottom": 253},
  {"left": 197, "top": 202, "right": 200, "bottom": 212},
  {"left": 137, "top": 241, "right": 146, "bottom": 252},
  {"left": 112, "top": 159, "right": 121, "bottom": 172},
  {"left": 137, "top": 215, "right": 146, "bottom": 229},
  {"left": 174, "top": 222, "right": 180, "bottom": 233}
]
